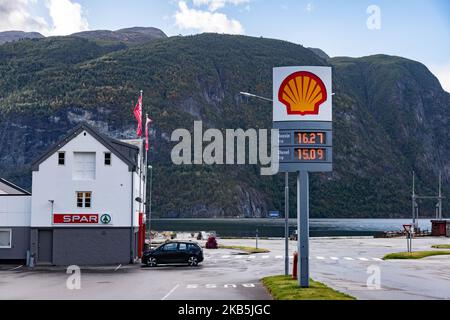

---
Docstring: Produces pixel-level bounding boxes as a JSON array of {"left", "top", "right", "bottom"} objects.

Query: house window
[
  {"left": 0, "top": 229, "right": 12, "bottom": 248},
  {"left": 58, "top": 152, "right": 65, "bottom": 165},
  {"left": 77, "top": 192, "right": 92, "bottom": 208},
  {"left": 104, "top": 152, "right": 112, "bottom": 166},
  {"left": 73, "top": 152, "right": 96, "bottom": 180}
]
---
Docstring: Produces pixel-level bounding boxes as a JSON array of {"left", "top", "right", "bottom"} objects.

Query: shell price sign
[{"left": 273, "top": 66, "right": 333, "bottom": 173}]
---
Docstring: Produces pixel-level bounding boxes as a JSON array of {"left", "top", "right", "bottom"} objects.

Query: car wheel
[
  {"left": 188, "top": 256, "right": 199, "bottom": 267},
  {"left": 146, "top": 257, "right": 157, "bottom": 267}
]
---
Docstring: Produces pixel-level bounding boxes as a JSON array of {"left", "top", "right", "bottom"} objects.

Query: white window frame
[
  {"left": 58, "top": 152, "right": 65, "bottom": 166},
  {"left": 104, "top": 152, "right": 112, "bottom": 166},
  {"left": 0, "top": 229, "right": 12, "bottom": 249},
  {"left": 76, "top": 191, "right": 92, "bottom": 209}
]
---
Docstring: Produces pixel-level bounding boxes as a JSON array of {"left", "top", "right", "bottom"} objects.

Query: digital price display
[
  {"left": 276, "top": 127, "right": 332, "bottom": 172},
  {"left": 294, "top": 132, "right": 326, "bottom": 145},
  {"left": 295, "top": 148, "right": 326, "bottom": 161}
]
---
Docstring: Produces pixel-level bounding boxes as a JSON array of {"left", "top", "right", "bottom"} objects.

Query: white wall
[
  {"left": 0, "top": 196, "right": 31, "bottom": 227},
  {"left": 31, "top": 130, "right": 142, "bottom": 228}
]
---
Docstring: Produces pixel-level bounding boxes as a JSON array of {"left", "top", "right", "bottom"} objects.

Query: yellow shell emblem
[{"left": 278, "top": 71, "right": 328, "bottom": 115}]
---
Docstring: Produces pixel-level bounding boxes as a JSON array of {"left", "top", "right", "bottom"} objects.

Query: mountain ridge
[{"left": 0, "top": 32, "right": 448, "bottom": 218}]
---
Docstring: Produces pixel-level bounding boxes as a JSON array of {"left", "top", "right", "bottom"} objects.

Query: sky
[{"left": 0, "top": 0, "right": 449, "bottom": 91}]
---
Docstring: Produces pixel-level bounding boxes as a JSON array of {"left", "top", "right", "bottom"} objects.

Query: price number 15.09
[{"left": 295, "top": 148, "right": 326, "bottom": 161}]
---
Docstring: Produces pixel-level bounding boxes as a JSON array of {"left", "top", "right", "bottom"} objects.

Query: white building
[
  {"left": 0, "top": 179, "right": 31, "bottom": 261},
  {"left": 0, "top": 123, "right": 148, "bottom": 265}
]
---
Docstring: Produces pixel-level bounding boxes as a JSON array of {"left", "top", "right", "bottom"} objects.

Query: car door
[
  {"left": 177, "top": 243, "right": 190, "bottom": 263},
  {"left": 158, "top": 243, "right": 179, "bottom": 264}
]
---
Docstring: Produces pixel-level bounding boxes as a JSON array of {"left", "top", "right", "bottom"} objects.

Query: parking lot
[{"left": 1, "top": 236, "right": 450, "bottom": 300}]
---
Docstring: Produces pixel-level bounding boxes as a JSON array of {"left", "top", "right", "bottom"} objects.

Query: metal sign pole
[
  {"left": 285, "top": 172, "right": 289, "bottom": 276},
  {"left": 297, "top": 171, "right": 310, "bottom": 287}
]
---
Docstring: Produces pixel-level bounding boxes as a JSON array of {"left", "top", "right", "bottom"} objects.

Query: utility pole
[
  {"left": 438, "top": 171, "right": 443, "bottom": 220},
  {"left": 412, "top": 171, "right": 417, "bottom": 231}
]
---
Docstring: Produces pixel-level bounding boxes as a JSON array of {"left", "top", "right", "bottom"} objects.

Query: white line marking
[
  {"left": 235, "top": 255, "right": 243, "bottom": 259},
  {"left": 222, "top": 255, "right": 231, "bottom": 259},
  {"left": 372, "top": 258, "right": 383, "bottom": 261},
  {"left": 114, "top": 264, "right": 122, "bottom": 271},
  {"left": 358, "top": 258, "right": 369, "bottom": 261},
  {"left": 275, "top": 255, "right": 283, "bottom": 259},
  {"left": 330, "top": 257, "right": 339, "bottom": 260},
  {"left": 162, "top": 284, "right": 180, "bottom": 300},
  {"left": 344, "top": 257, "right": 354, "bottom": 261},
  {"left": 316, "top": 256, "right": 325, "bottom": 260},
  {"left": 261, "top": 255, "right": 270, "bottom": 259},
  {"left": 9, "top": 265, "right": 23, "bottom": 271},
  {"left": 248, "top": 255, "right": 256, "bottom": 259}
]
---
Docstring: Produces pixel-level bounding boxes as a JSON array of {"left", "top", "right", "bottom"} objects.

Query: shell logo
[{"left": 278, "top": 71, "right": 328, "bottom": 116}]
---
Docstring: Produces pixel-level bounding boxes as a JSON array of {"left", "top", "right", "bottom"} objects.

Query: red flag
[
  {"left": 145, "top": 115, "right": 153, "bottom": 152},
  {"left": 134, "top": 95, "right": 143, "bottom": 137}
]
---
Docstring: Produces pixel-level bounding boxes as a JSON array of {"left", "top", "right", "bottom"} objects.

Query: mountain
[
  {"left": 0, "top": 32, "right": 449, "bottom": 218},
  {"left": 0, "top": 31, "right": 44, "bottom": 45},
  {"left": 308, "top": 47, "right": 330, "bottom": 60},
  {"left": 71, "top": 27, "right": 167, "bottom": 45}
]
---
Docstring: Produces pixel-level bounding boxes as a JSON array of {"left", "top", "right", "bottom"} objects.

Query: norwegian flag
[
  {"left": 134, "top": 94, "right": 143, "bottom": 137},
  {"left": 145, "top": 115, "right": 153, "bottom": 152}
]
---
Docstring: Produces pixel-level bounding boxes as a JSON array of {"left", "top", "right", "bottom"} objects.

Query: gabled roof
[
  {"left": 31, "top": 122, "right": 140, "bottom": 172},
  {"left": 0, "top": 178, "right": 31, "bottom": 195}
]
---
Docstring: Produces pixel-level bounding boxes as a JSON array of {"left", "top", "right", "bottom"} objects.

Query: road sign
[{"left": 273, "top": 66, "right": 333, "bottom": 288}]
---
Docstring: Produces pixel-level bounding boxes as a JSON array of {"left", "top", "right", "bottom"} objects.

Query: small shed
[{"left": 431, "top": 220, "right": 449, "bottom": 237}]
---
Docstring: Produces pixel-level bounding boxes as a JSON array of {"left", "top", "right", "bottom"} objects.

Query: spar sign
[
  {"left": 273, "top": 66, "right": 333, "bottom": 173},
  {"left": 53, "top": 214, "right": 112, "bottom": 225}
]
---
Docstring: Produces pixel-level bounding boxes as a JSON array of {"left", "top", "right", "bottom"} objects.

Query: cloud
[
  {"left": 0, "top": 0, "right": 49, "bottom": 34},
  {"left": 430, "top": 63, "right": 450, "bottom": 93},
  {"left": 0, "top": 0, "right": 88, "bottom": 36},
  {"left": 192, "top": 0, "right": 250, "bottom": 12},
  {"left": 175, "top": 1, "right": 245, "bottom": 34},
  {"left": 45, "top": 0, "right": 89, "bottom": 36}
]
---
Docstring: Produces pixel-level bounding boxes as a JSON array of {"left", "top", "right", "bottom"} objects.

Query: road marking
[
  {"left": 316, "top": 256, "right": 325, "bottom": 260},
  {"left": 9, "top": 265, "right": 23, "bottom": 271},
  {"left": 161, "top": 284, "right": 180, "bottom": 300},
  {"left": 235, "top": 255, "right": 244, "bottom": 259},
  {"left": 275, "top": 255, "right": 283, "bottom": 259},
  {"left": 344, "top": 257, "right": 354, "bottom": 261},
  {"left": 330, "top": 257, "right": 339, "bottom": 260},
  {"left": 114, "top": 264, "right": 122, "bottom": 272},
  {"left": 358, "top": 258, "right": 369, "bottom": 261},
  {"left": 372, "top": 257, "right": 383, "bottom": 261},
  {"left": 222, "top": 255, "right": 231, "bottom": 259},
  {"left": 261, "top": 255, "right": 270, "bottom": 259}
]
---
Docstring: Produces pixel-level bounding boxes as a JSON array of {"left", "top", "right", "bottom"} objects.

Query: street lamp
[{"left": 239, "top": 91, "right": 290, "bottom": 276}]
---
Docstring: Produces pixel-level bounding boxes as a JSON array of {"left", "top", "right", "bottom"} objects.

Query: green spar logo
[{"left": 100, "top": 214, "right": 112, "bottom": 225}]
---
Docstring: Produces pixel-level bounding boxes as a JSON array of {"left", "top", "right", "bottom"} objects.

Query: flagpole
[{"left": 145, "top": 113, "right": 150, "bottom": 248}]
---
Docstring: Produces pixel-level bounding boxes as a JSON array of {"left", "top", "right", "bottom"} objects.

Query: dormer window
[
  {"left": 104, "top": 152, "right": 112, "bottom": 166},
  {"left": 58, "top": 152, "right": 65, "bottom": 165}
]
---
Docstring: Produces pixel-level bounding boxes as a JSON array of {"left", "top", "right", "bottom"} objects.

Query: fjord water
[{"left": 152, "top": 219, "right": 433, "bottom": 237}]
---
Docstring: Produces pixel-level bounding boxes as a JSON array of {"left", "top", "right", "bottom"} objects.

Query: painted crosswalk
[{"left": 203, "top": 253, "right": 384, "bottom": 263}]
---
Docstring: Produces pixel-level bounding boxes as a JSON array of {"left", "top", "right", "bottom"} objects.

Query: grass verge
[
  {"left": 432, "top": 244, "right": 450, "bottom": 249},
  {"left": 383, "top": 250, "right": 450, "bottom": 260},
  {"left": 219, "top": 245, "right": 270, "bottom": 254},
  {"left": 261, "top": 275, "right": 355, "bottom": 300}
]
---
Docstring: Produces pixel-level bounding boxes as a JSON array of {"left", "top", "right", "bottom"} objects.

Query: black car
[{"left": 142, "top": 241, "right": 204, "bottom": 267}]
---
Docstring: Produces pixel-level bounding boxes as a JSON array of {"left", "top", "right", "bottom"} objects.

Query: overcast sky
[{"left": 0, "top": 0, "right": 449, "bottom": 91}]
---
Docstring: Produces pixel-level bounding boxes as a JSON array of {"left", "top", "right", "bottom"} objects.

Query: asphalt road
[{"left": 1, "top": 236, "right": 450, "bottom": 300}]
